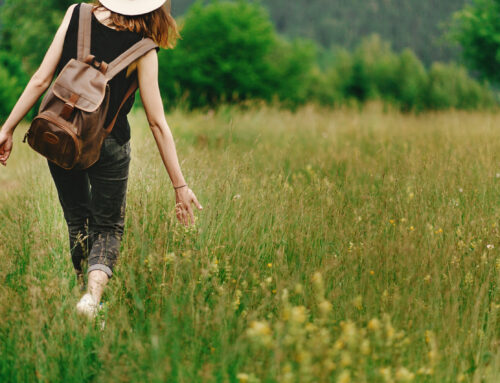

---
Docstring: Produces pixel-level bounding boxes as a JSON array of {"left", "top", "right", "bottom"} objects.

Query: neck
[{"left": 93, "top": 6, "right": 117, "bottom": 30}]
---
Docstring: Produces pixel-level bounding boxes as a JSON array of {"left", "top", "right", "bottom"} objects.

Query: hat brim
[{"left": 99, "top": 0, "right": 166, "bottom": 16}]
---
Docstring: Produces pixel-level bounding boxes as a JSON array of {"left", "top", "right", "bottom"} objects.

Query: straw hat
[{"left": 99, "top": 0, "right": 166, "bottom": 16}]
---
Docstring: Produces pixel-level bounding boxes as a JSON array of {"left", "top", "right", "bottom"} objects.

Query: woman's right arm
[{"left": 0, "top": 4, "right": 76, "bottom": 166}]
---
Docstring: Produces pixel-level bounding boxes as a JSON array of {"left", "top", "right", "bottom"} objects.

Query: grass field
[{"left": 0, "top": 105, "right": 499, "bottom": 382}]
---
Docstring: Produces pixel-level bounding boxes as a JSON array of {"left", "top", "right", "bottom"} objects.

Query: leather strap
[
  {"left": 104, "top": 77, "right": 139, "bottom": 136},
  {"left": 77, "top": 3, "right": 93, "bottom": 60},
  {"left": 75, "top": 4, "right": 157, "bottom": 136},
  {"left": 103, "top": 39, "right": 157, "bottom": 134},
  {"left": 61, "top": 93, "right": 80, "bottom": 120},
  {"left": 105, "top": 39, "right": 158, "bottom": 80}
]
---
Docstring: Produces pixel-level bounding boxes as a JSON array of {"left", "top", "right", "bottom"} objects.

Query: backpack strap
[
  {"left": 77, "top": 3, "right": 93, "bottom": 60},
  {"left": 104, "top": 39, "right": 158, "bottom": 81},
  {"left": 104, "top": 77, "right": 139, "bottom": 136},
  {"left": 103, "top": 39, "right": 158, "bottom": 135},
  {"left": 75, "top": 7, "right": 157, "bottom": 136}
]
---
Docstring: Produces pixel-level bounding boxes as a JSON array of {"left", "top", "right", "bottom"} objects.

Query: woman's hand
[
  {"left": 0, "top": 130, "right": 13, "bottom": 166},
  {"left": 175, "top": 187, "right": 203, "bottom": 226}
]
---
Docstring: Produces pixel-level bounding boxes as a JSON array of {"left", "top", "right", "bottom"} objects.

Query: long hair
[{"left": 92, "top": 1, "right": 180, "bottom": 49}]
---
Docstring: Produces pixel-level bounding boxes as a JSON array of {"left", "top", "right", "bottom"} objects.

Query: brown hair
[{"left": 93, "top": 1, "right": 180, "bottom": 49}]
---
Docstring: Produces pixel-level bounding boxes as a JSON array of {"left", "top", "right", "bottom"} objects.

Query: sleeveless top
[{"left": 56, "top": 3, "right": 144, "bottom": 145}]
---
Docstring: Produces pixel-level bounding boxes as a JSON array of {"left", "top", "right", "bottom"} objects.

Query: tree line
[
  {"left": 171, "top": 0, "right": 470, "bottom": 65},
  {"left": 0, "top": 0, "right": 497, "bottom": 120}
]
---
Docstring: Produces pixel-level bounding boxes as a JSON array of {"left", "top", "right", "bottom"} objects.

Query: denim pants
[{"left": 48, "top": 135, "right": 131, "bottom": 278}]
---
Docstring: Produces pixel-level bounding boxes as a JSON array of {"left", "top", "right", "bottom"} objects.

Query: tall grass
[{"left": 0, "top": 104, "right": 499, "bottom": 382}]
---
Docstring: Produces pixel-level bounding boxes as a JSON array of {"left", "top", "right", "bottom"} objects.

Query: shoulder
[
  {"left": 138, "top": 47, "right": 158, "bottom": 65},
  {"left": 61, "top": 3, "right": 79, "bottom": 26},
  {"left": 55, "top": 3, "right": 79, "bottom": 34},
  {"left": 66, "top": 3, "right": 79, "bottom": 17},
  {"left": 130, "top": 46, "right": 158, "bottom": 75}
]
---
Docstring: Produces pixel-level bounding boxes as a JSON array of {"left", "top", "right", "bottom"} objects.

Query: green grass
[{"left": 0, "top": 104, "right": 499, "bottom": 382}]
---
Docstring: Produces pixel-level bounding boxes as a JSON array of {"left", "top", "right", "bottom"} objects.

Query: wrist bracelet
[{"left": 174, "top": 184, "right": 187, "bottom": 190}]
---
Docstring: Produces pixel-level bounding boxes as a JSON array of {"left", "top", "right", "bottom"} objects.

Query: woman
[{"left": 0, "top": 0, "right": 202, "bottom": 318}]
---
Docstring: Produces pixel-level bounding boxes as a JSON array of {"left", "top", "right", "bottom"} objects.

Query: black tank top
[{"left": 56, "top": 4, "right": 143, "bottom": 145}]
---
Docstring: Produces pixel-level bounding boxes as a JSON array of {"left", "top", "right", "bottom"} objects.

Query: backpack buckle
[
  {"left": 84, "top": 55, "right": 108, "bottom": 74},
  {"left": 60, "top": 93, "right": 80, "bottom": 120}
]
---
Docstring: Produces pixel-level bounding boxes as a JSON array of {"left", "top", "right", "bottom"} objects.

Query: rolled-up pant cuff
[{"left": 88, "top": 264, "right": 113, "bottom": 278}]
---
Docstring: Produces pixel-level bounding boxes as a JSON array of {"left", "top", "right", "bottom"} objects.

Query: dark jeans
[{"left": 48, "top": 135, "right": 131, "bottom": 278}]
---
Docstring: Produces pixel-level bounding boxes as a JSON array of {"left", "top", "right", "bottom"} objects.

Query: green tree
[
  {"left": 451, "top": 0, "right": 500, "bottom": 83},
  {"left": 158, "top": 1, "right": 277, "bottom": 108},
  {"left": 0, "top": 52, "right": 29, "bottom": 121},
  {"left": 0, "top": 0, "right": 73, "bottom": 73},
  {"left": 173, "top": 0, "right": 469, "bottom": 65},
  {"left": 305, "top": 35, "right": 493, "bottom": 112},
  {"left": 424, "top": 63, "right": 494, "bottom": 110},
  {"left": 393, "top": 50, "right": 427, "bottom": 112},
  {"left": 266, "top": 37, "right": 317, "bottom": 108}
]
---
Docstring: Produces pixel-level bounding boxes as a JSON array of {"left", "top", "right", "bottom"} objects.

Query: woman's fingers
[
  {"left": 186, "top": 203, "right": 195, "bottom": 225},
  {"left": 175, "top": 202, "right": 185, "bottom": 224},
  {"left": 0, "top": 133, "right": 13, "bottom": 166},
  {"left": 191, "top": 193, "right": 203, "bottom": 210},
  {"left": 0, "top": 148, "right": 9, "bottom": 166},
  {"left": 175, "top": 202, "right": 192, "bottom": 226},
  {"left": 175, "top": 188, "right": 202, "bottom": 226},
  {"left": 182, "top": 210, "right": 190, "bottom": 226}
]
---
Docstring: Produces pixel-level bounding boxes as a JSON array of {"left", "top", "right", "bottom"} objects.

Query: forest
[
  {"left": 0, "top": 0, "right": 495, "bottom": 117},
  {"left": 171, "top": 0, "right": 470, "bottom": 65},
  {"left": 1, "top": 0, "right": 470, "bottom": 66}
]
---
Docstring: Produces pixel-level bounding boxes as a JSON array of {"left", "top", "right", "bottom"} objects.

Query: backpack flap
[{"left": 52, "top": 58, "right": 108, "bottom": 114}]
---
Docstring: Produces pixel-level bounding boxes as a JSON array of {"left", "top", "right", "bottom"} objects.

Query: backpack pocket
[
  {"left": 52, "top": 59, "right": 107, "bottom": 113},
  {"left": 25, "top": 111, "right": 81, "bottom": 170}
]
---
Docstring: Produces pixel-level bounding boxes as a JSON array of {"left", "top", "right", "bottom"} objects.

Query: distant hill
[{"left": 171, "top": 0, "right": 470, "bottom": 65}]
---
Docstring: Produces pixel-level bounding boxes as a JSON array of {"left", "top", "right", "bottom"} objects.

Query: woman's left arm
[
  {"left": 0, "top": 4, "right": 76, "bottom": 166},
  {"left": 137, "top": 49, "right": 203, "bottom": 226}
]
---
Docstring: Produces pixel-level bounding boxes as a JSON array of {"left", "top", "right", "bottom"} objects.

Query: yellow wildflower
[
  {"left": 337, "top": 370, "right": 351, "bottom": 383},
  {"left": 368, "top": 318, "right": 381, "bottom": 332},
  {"left": 236, "top": 373, "right": 249, "bottom": 383},
  {"left": 164, "top": 252, "right": 176, "bottom": 263},
  {"left": 340, "top": 351, "right": 352, "bottom": 367},
  {"left": 353, "top": 295, "right": 363, "bottom": 310},
  {"left": 290, "top": 306, "right": 307, "bottom": 324},
  {"left": 248, "top": 321, "right": 271, "bottom": 336},
  {"left": 294, "top": 283, "right": 303, "bottom": 294},
  {"left": 319, "top": 300, "right": 333, "bottom": 315},
  {"left": 360, "top": 339, "right": 370, "bottom": 355},
  {"left": 395, "top": 367, "right": 414, "bottom": 382}
]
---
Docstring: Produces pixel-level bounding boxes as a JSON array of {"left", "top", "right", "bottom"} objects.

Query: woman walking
[{"left": 0, "top": 0, "right": 202, "bottom": 318}]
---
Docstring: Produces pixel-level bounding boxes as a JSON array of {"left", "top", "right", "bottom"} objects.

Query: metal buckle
[{"left": 89, "top": 57, "right": 101, "bottom": 69}]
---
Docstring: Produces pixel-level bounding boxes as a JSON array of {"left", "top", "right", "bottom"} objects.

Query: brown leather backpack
[{"left": 24, "top": 3, "right": 158, "bottom": 170}]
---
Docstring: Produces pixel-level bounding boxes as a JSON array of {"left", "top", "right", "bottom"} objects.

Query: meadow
[{"left": 0, "top": 105, "right": 499, "bottom": 382}]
